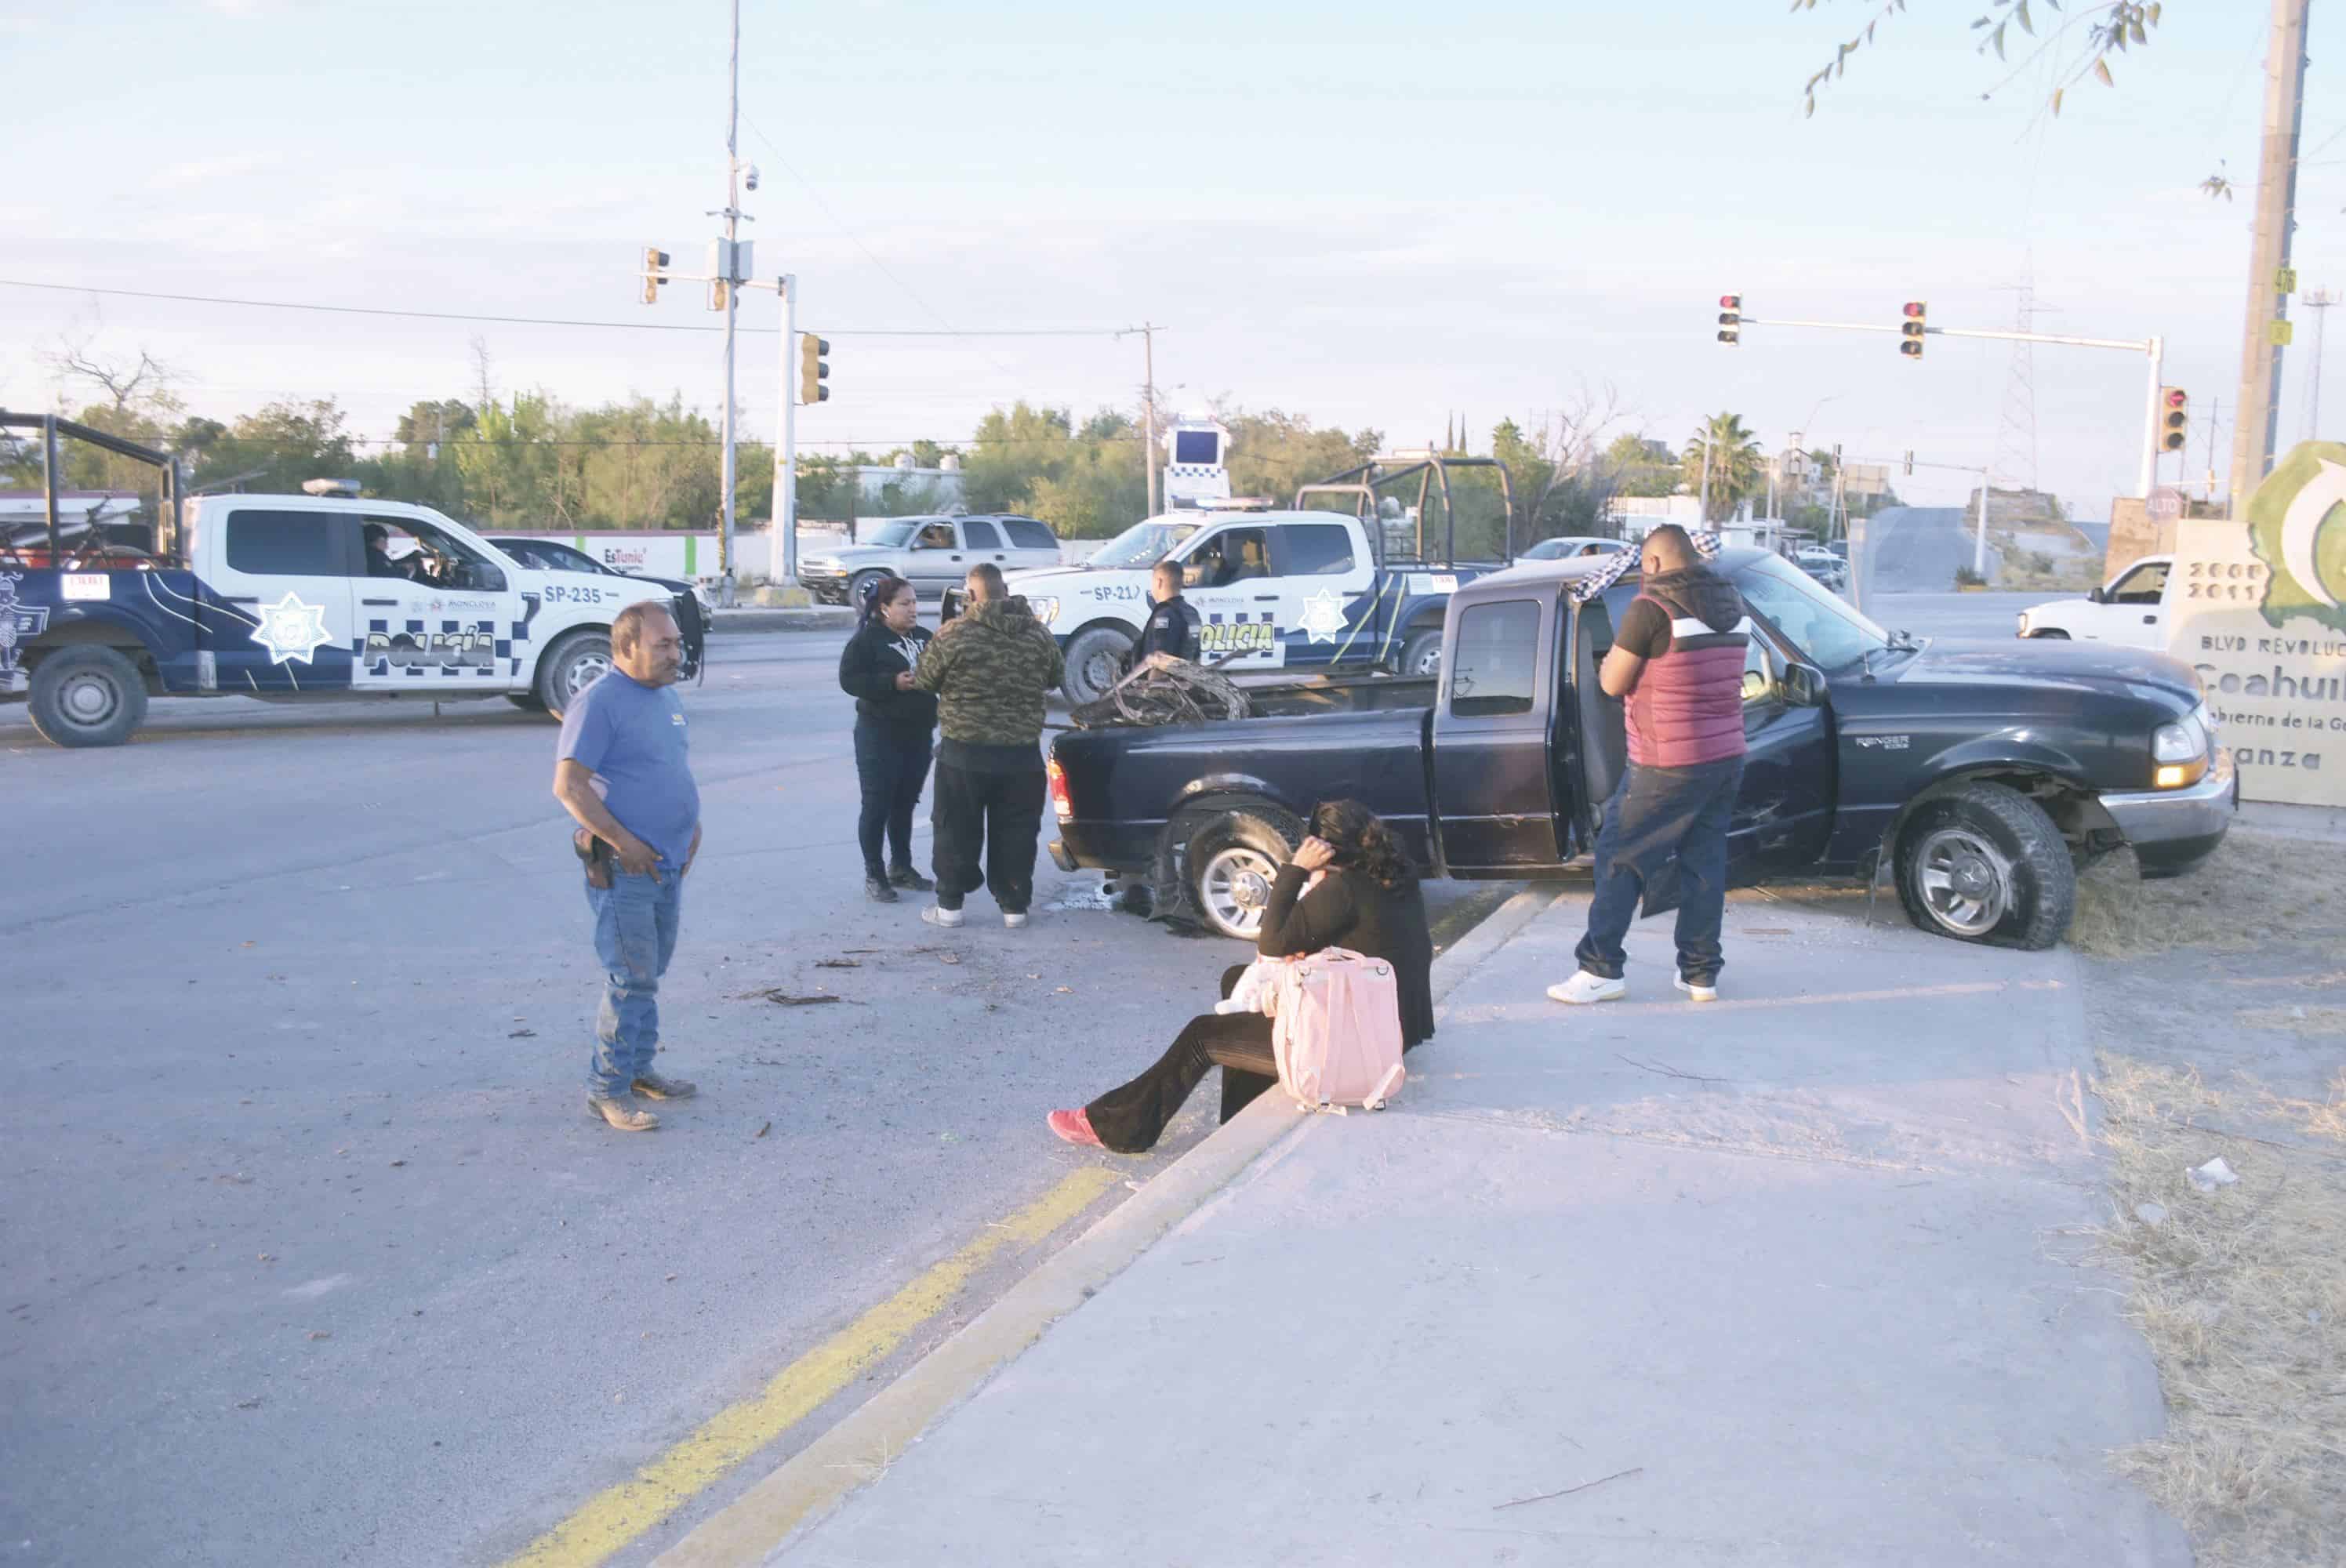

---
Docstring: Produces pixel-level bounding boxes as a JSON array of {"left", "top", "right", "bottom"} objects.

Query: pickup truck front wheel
[
  {"left": 27, "top": 646, "right": 148, "bottom": 748},
  {"left": 1182, "top": 802, "right": 1304, "bottom": 942},
  {"left": 536, "top": 630, "right": 612, "bottom": 718},
  {"left": 1894, "top": 782, "right": 2075, "bottom": 950},
  {"left": 1062, "top": 626, "right": 1135, "bottom": 708}
]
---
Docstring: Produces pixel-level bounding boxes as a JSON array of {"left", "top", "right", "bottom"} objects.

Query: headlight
[
  {"left": 2152, "top": 714, "right": 2204, "bottom": 764},
  {"left": 2015, "top": 612, "right": 2029, "bottom": 636}
]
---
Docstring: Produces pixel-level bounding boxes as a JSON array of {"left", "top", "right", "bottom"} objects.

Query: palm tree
[{"left": 1681, "top": 412, "right": 1764, "bottom": 523}]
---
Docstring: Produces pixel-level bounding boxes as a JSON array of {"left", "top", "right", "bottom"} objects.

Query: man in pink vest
[{"left": 1549, "top": 524, "right": 1749, "bottom": 1006}]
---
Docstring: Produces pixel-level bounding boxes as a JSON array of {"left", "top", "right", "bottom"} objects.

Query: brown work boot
[
  {"left": 586, "top": 1095, "right": 659, "bottom": 1131},
  {"left": 632, "top": 1071, "right": 698, "bottom": 1101}
]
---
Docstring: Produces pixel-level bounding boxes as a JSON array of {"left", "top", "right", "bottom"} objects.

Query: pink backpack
[{"left": 1264, "top": 948, "right": 1407, "bottom": 1113}]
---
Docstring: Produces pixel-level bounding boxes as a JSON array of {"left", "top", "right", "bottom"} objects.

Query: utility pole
[
  {"left": 1697, "top": 427, "right": 1712, "bottom": 524},
  {"left": 716, "top": 0, "right": 743, "bottom": 590},
  {"left": 1142, "top": 324, "right": 1157, "bottom": 517},
  {"left": 2230, "top": 0, "right": 2312, "bottom": 514},
  {"left": 2206, "top": 395, "right": 2224, "bottom": 501},
  {"left": 2303, "top": 288, "right": 2337, "bottom": 443}
]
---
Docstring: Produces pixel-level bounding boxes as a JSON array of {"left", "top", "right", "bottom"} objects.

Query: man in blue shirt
[{"left": 552, "top": 602, "right": 703, "bottom": 1131}]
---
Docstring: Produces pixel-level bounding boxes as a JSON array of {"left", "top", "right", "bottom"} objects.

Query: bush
[{"left": 1953, "top": 565, "right": 1987, "bottom": 588}]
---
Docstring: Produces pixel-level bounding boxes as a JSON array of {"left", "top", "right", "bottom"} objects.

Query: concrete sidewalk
[{"left": 707, "top": 892, "right": 2188, "bottom": 1566}]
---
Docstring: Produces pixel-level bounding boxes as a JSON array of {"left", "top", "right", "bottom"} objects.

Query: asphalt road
[
  {"left": 0, "top": 634, "right": 1503, "bottom": 1568},
  {"left": 1860, "top": 505, "right": 1988, "bottom": 595}
]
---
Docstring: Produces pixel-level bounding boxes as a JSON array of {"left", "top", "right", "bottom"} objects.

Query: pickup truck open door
[{"left": 1430, "top": 591, "right": 1568, "bottom": 869}]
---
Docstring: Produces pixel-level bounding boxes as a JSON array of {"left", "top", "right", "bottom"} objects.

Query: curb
[
  {"left": 706, "top": 609, "right": 855, "bottom": 634},
  {"left": 652, "top": 883, "right": 1566, "bottom": 1567}
]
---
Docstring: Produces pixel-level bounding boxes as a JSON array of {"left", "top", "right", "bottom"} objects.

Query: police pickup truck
[
  {"left": 2, "top": 491, "right": 703, "bottom": 748},
  {"left": 987, "top": 509, "right": 1498, "bottom": 706},
  {"left": 1047, "top": 548, "right": 2235, "bottom": 947}
]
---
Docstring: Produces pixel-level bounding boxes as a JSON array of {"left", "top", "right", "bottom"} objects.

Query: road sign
[{"left": 2148, "top": 486, "right": 2185, "bottom": 523}]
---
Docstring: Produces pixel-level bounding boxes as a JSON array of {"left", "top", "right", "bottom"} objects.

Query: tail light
[{"left": 1046, "top": 755, "right": 1073, "bottom": 822}]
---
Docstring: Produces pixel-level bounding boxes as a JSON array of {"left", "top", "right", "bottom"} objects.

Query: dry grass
[
  {"left": 2235, "top": 1005, "right": 2346, "bottom": 1039},
  {"left": 2092, "top": 1055, "right": 2346, "bottom": 1565},
  {"left": 2070, "top": 833, "right": 2346, "bottom": 960}
]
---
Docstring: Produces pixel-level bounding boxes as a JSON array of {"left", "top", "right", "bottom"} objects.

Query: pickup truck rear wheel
[
  {"left": 1894, "top": 782, "right": 2075, "bottom": 950},
  {"left": 1183, "top": 802, "right": 1305, "bottom": 942},
  {"left": 27, "top": 646, "right": 148, "bottom": 748},
  {"left": 1062, "top": 626, "right": 1135, "bottom": 707},
  {"left": 1399, "top": 626, "right": 1443, "bottom": 677},
  {"left": 536, "top": 630, "right": 612, "bottom": 717},
  {"left": 2026, "top": 628, "right": 2071, "bottom": 639}
]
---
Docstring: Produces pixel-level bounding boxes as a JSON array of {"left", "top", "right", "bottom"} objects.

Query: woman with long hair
[
  {"left": 837, "top": 572, "right": 938, "bottom": 902},
  {"left": 1048, "top": 798, "right": 1436, "bottom": 1153}
]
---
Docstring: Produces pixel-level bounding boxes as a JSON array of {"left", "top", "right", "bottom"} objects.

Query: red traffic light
[
  {"left": 1902, "top": 301, "right": 1927, "bottom": 319},
  {"left": 2166, "top": 389, "right": 2187, "bottom": 408},
  {"left": 1719, "top": 295, "right": 1741, "bottom": 310}
]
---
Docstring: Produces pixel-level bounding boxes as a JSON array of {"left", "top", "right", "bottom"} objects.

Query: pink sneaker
[{"left": 1047, "top": 1109, "right": 1103, "bottom": 1148}]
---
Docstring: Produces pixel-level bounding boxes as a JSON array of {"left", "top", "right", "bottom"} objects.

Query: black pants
[
  {"left": 854, "top": 718, "right": 934, "bottom": 880},
  {"left": 931, "top": 759, "right": 1046, "bottom": 914},
  {"left": 1085, "top": 965, "right": 1278, "bottom": 1152}
]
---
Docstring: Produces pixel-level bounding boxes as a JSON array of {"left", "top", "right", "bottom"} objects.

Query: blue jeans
[
  {"left": 1575, "top": 757, "right": 1745, "bottom": 985},
  {"left": 586, "top": 869, "right": 684, "bottom": 1098}
]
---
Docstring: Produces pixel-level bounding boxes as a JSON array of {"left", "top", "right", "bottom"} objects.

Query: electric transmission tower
[
  {"left": 1988, "top": 281, "right": 2046, "bottom": 509},
  {"left": 2302, "top": 288, "right": 2337, "bottom": 444}
]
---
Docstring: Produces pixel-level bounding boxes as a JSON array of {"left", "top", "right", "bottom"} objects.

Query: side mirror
[
  {"left": 2086, "top": 586, "right": 2104, "bottom": 604},
  {"left": 1781, "top": 662, "right": 1827, "bottom": 707}
]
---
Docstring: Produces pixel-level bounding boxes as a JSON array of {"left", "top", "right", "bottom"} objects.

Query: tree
[
  {"left": 1683, "top": 413, "right": 1764, "bottom": 523},
  {"left": 1603, "top": 432, "right": 1680, "bottom": 499},
  {"left": 1796, "top": 2, "right": 2166, "bottom": 122}
]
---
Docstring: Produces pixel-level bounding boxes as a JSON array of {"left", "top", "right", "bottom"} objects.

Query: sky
[{"left": 2, "top": 0, "right": 2336, "bottom": 519}]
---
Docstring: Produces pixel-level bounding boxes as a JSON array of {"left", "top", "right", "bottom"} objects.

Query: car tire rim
[
  {"left": 60, "top": 671, "right": 119, "bottom": 728},
  {"left": 1079, "top": 648, "right": 1121, "bottom": 701},
  {"left": 1915, "top": 826, "right": 2011, "bottom": 935},
  {"left": 1198, "top": 844, "right": 1279, "bottom": 939},
  {"left": 565, "top": 647, "right": 611, "bottom": 703},
  {"left": 1411, "top": 643, "right": 1441, "bottom": 677}
]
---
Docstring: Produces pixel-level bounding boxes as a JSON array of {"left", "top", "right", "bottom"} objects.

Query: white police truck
[{"left": 4, "top": 479, "right": 702, "bottom": 748}]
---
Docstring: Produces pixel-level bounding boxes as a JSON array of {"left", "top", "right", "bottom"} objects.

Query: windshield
[
  {"left": 1732, "top": 555, "right": 1891, "bottom": 673},
  {"left": 863, "top": 521, "right": 919, "bottom": 548},
  {"left": 1088, "top": 519, "right": 1200, "bottom": 570}
]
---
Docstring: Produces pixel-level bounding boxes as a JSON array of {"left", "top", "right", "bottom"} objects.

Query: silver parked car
[{"left": 797, "top": 514, "right": 1062, "bottom": 605}]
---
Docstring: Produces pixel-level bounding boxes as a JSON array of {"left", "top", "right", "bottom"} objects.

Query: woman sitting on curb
[{"left": 1049, "top": 799, "right": 1436, "bottom": 1154}]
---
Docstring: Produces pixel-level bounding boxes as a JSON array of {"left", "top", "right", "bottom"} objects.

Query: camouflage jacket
[{"left": 912, "top": 597, "right": 1066, "bottom": 748}]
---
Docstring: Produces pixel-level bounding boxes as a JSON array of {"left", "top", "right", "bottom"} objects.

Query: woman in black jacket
[
  {"left": 837, "top": 573, "right": 939, "bottom": 902},
  {"left": 1048, "top": 799, "right": 1435, "bottom": 1152}
]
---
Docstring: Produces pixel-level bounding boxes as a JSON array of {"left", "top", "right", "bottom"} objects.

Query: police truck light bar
[
  {"left": 1716, "top": 294, "right": 1741, "bottom": 347},
  {"left": 1900, "top": 301, "right": 1927, "bottom": 360}
]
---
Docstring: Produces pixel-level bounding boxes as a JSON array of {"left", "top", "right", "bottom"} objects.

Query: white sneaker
[
  {"left": 1673, "top": 970, "right": 1718, "bottom": 1004},
  {"left": 1545, "top": 971, "right": 1626, "bottom": 1006},
  {"left": 1002, "top": 912, "right": 1029, "bottom": 930},
  {"left": 921, "top": 904, "right": 964, "bottom": 929}
]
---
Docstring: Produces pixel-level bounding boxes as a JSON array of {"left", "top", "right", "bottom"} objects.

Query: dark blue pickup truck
[{"left": 1045, "top": 548, "right": 2236, "bottom": 947}]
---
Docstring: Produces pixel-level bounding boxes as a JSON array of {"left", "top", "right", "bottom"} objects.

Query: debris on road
[
  {"left": 744, "top": 989, "right": 845, "bottom": 1007},
  {"left": 754, "top": 1121, "right": 771, "bottom": 1138},
  {"left": 815, "top": 958, "right": 860, "bottom": 969},
  {"left": 1493, "top": 1466, "right": 1643, "bottom": 1510},
  {"left": 507, "top": 1028, "right": 536, "bottom": 1038},
  {"left": 2188, "top": 1156, "right": 2239, "bottom": 1193}
]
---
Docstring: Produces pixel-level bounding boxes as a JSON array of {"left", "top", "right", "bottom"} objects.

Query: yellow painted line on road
[{"left": 503, "top": 1165, "right": 1121, "bottom": 1568}]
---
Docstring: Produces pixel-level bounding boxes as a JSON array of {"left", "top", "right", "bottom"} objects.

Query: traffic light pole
[
  {"left": 1734, "top": 312, "right": 2163, "bottom": 499},
  {"left": 772, "top": 273, "right": 798, "bottom": 588}
]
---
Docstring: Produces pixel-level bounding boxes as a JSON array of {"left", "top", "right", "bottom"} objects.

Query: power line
[{"left": 0, "top": 278, "right": 1138, "bottom": 338}]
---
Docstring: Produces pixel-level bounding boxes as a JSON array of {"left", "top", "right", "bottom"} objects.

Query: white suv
[{"left": 2016, "top": 554, "right": 2171, "bottom": 648}]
